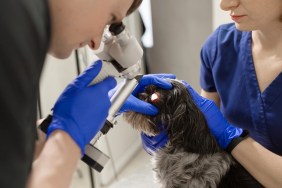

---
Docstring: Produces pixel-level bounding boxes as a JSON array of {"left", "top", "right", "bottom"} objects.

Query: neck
[{"left": 252, "top": 26, "right": 282, "bottom": 54}]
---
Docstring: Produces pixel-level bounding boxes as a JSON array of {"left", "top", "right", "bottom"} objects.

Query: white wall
[
  {"left": 145, "top": 0, "right": 213, "bottom": 91},
  {"left": 212, "top": 0, "right": 231, "bottom": 29},
  {"left": 144, "top": 0, "right": 233, "bottom": 93}
]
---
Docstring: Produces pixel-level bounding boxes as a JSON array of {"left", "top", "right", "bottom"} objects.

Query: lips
[{"left": 230, "top": 15, "right": 245, "bottom": 22}]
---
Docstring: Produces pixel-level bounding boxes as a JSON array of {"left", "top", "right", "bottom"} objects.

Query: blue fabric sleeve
[{"left": 200, "top": 27, "right": 220, "bottom": 92}]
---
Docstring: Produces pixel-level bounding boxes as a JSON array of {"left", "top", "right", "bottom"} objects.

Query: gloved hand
[
  {"left": 47, "top": 60, "right": 117, "bottom": 155},
  {"left": 118, "top": 74, "right": 176, "bottom": 115},
  {"left": 141, "top": 79, "right": 244, "bottom": 154},
  {"left": 120, "top": 74, "right": 175, "bottom": 155},
  {"left": 141, "top": 131, "right": 169, "bottom": 155},
  {"left": 181, "top": 81, "right": 243, "bottom": 149}
]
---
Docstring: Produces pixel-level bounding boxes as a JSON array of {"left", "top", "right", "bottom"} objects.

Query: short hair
[{"left": 127, "top": 0, "right": 143, "bottom": 15}]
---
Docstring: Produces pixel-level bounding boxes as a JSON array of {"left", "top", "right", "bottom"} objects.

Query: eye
[
  {"left": 109, "top": 14, "right": 117, "bottom": 24},
  {"left": 151, "top": 92, "right": 160, "bottom": 103}
]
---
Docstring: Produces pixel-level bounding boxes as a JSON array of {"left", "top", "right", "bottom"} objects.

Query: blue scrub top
[{"left": 200, "top": 23, "right": 282, "bottom": 155}]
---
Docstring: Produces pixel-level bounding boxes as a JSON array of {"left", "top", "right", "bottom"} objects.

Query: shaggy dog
[{"left": 124, "top": 79, "right": 262, "bottom": 188}]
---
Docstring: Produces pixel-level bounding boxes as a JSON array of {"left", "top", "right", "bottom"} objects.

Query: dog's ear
[
  {"left": 166, "top": 84, "right": 220, "bottom": 154},
  {"left": 167, "top": 98, "right": 201, "bottom": 149}
]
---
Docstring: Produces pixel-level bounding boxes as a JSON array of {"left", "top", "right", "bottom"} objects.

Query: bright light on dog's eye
[{"left": 151, "top": 93, "right": 160, "bottom": 103}]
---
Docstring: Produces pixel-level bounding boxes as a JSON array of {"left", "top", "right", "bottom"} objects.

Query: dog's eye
[{"left": 150, "top": 92, "right": 160, "bottom": 103}]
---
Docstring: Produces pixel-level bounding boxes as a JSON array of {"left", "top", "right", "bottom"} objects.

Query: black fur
[{"left": 124, "top": 80, "right": 263, "bottom": 188}]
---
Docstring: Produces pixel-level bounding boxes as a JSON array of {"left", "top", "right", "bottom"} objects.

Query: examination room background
[{"left": 37, "top": 0, "right": 230, "bottom": 187}]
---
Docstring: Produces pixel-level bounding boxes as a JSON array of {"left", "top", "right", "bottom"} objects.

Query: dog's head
[{"left": 124, "top": 79, "right": 220, "bottom": 154}]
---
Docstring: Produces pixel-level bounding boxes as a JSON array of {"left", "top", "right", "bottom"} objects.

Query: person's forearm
[
  {"left": 34, "top": 129, "right": 47, "bottom": 160},
  {"left": 232, "top": 137, "right": 282, "bottom": 188},
  {"left": 27, "top": 130, "right": 81, "bottom": 188},
  {"left": 33, "top": 119, "right": 47, "bottom": 160}
]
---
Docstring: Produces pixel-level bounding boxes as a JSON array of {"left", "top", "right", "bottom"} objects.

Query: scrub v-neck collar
[{"left": 244, "top": 31, "right": 282, "bottom": 110}]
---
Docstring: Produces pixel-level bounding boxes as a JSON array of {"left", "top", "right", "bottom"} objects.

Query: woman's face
[
  {"left": 48, "top": 0, "right": 133, "bottom": 59},
  {"left": 220, "top": 0, "right": 282, "bottom": 31}
]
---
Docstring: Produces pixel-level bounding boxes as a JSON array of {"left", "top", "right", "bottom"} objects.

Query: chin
[
  {"left": 48, "top": 47, "right": 73, "bottom": 59},
  {"left": 51, "top": 51, "right": 72, "bottom": 59},
  {"left": 234, "top": 23, "right": 256, "bottom": 32}
]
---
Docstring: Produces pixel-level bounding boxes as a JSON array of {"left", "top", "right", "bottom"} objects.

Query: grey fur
[{"left": 152, "top": 148, "right": 234, "bottom": 188}]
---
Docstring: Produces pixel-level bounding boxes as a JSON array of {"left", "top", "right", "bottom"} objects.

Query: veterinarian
[
  {"left": 0, "top": 0, "right": 177, "bottom": 187},
  {"left": 127, "top": 0, "right": 282, "bottom": 187}
]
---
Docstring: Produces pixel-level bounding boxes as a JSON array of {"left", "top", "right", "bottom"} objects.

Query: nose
[
  {"left": 220, "top": 0, "right": 240, "bottom": 11},
  {"left": 88, "top": 28, "right": 104, "bottom": 50},
  {"left": 88, "top": 37, "right": 102, "bottom": 50}
]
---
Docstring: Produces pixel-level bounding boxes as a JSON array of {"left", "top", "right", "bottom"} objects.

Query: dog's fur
[{"left": 124, "top": 79, "right": 262, "bottom": 188}]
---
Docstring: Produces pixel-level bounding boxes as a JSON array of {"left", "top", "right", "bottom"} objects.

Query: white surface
[
  {"left": 109, "top": 149, "right": 160, "bottom": 188},
  {"left": 94, "top": 119, "right": 142, "bottom": 187},
  {"left": 146, "top": 0, "right": 213, "bottom": 92},
  {"left": 139, "top": 0, "right": 154, "bottom": 48},
  {"left": 212, "top": 0, "right": 232, "bottom": 30},
  {"left": 70, "top": 162, "right": 93, "bottom": 188},
  {"left": 40, "top": 54, "right": 77, "bottom": 116}
]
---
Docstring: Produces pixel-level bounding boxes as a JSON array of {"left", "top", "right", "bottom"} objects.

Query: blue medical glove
[
  {"left": 141, "top": 132, "right": 169, "bottom": 155},
  {"left": 124, "top": 74, "right": 175, "bottom": 155},
  {"left": 47, "top": 60, "right": 117, "bottom": 155},
  {"left": 119, "top": 74, "right": 176, "bottom": 115},
  {"left": 181, "top": 81, "right": 243, "bottom": 149}
]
